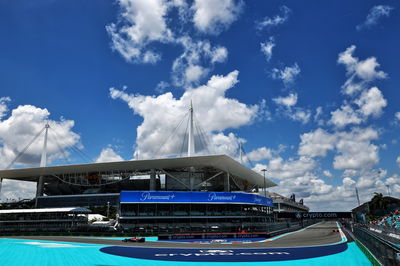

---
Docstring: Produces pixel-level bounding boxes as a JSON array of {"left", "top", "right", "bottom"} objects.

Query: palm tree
[{"left": 371, "top": 192, "right": 390, "bottom": 215}]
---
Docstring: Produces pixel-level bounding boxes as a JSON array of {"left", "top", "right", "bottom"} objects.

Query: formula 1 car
[{"left": 122, "top": 237, "right": 145, "bottom": 243}]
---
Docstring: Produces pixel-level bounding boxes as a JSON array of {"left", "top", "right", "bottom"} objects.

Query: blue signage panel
[
  {"left": 120, "top": 191, "right": 273, "bottom": 207},
  {"left": 100, "top": 243, "right": 348, "bottom": 262}
]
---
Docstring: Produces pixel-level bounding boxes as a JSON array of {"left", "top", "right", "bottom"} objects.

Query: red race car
[{"left": 122, "top": 237, "right": 145, "bottom": 243}]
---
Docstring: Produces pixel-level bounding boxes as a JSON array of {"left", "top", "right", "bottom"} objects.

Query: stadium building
[
  {"left": 0, "top": 155, "right": 277, "bottom": 233},
  {"left": 0, "top": 105, "right": 281, "bottom": 234}
]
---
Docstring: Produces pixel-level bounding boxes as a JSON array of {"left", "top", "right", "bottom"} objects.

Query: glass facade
[{"left": 119, "top": 203, "right": 274, "bottom": 234}]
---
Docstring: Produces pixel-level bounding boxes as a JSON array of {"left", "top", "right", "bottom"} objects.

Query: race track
[
  {"left": 1, "top": 221, "right": 372, "bottom": 265},
  {"left": 8, "top": 221, "right": 342, "bottom": 249}
]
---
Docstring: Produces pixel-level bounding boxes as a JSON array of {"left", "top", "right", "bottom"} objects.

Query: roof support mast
[
  {"left": 188, "top": 101, "right": 195, "bottom": 157},
  {"left": 35, "top": 123, "right": 49, "bottom": 206}
]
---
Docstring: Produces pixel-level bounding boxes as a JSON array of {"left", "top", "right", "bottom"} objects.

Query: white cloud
[
  {"left": 397, "top": 157, "right": 400, "bottom": 167},
  {"left": 357, "top": 5, "right": 394, "bottom": 31},
  {"left": 106, "top": 0, "right": 173, "bottom": 63},
  {"left": 260, "top": 37, "right": 275, "bottom": 62},
  {"left": 298, "top": 128, "right": 336, "bottom": 158},
  {"left": 0, "top": 179, "right": 36, "bottom": 202},
  {"left": 211, "top": 132, "right": 242, "bottom": 157},
  {"left": 0, "top": 102, "right": 80, "bottom": 201},
  {"left": 261, "top": 156, "right": 317, "bottom": 180},
  {"left": 172, "top": 37, "right": 228, "bottom": 87},
  {"left": 355, "top": 87, "right": 387, "bottom": 117},
  {"left": 0, "top": 104, "right": 80, "bottom": 169},
  {"left": 110, "top": 70, "right": 259, "bottom": 159},
  {"left": 338, "top": 45, "right": 387, "bottom": 95},
  {"left": 256, "top": 5, "right": 291, "bottom": 31},
  {"left": 329, "top": 104, "right": 362, "bottom": 128},
  {"left": 96, "top": 147, "right": 123, "bottom": 163},
  {"left": 246, "top": 147, "right": 273, "bottom": 162},
  {"left": 323, "top": 170, "right": 333, "bottom": 178},
  {"left": 333, "top": 127, "right": 379, "bottom": 170},
  {"left": 0, "top": 97, "right": 10, "bottom": 120},
  {"left": 273, "top": 93, "right": 297, "bottom": 108},
  {"left": 290, "top": 109, "right": 311, "bottom": 124},
  {"left": 314, "top": 106, "right": 324, "bottom": 125},
  {"left": 192, "top": 0, "right": 243, "bottom": 34},
  {"left": 210, "top": 46, "right": 228, "bottom": 64},
  {"left": 329, "top": 87, "right": 387, "bottom": 128},
  {"left": 106, "top": 0, "right": 231, "bottom": 88},
  {"left": 271, "top": 63, "right": 300, "bottom": 86},
  {"left": 395, "top": 112, "right": 400, "bottom": 121},
  {"left": 273, "top": 93, "right": 311, "bottom": 124},
  {"left": 299, "top": 127, "right": 380, "bottom": 171}
]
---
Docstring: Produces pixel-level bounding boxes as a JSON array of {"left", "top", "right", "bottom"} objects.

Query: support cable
[
  {"left": 50, "top": 129, "right": 93, "bottom": 163},
  {"left": 193, "top": 114, "right": 215, "bottom": 154},
  {"left": 48, "top": 131, "right": 71, "bottom": 164},
  {"left": 179, "top": 116, "right": 190, "bottom": 157},
  {"left": 155, "top": 112, "right": 189, "bottom": 158},
  {"left": 6, "top": 127, "right": 46, "bottom": 169}
]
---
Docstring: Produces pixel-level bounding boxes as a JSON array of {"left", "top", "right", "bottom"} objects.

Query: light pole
[
  {"left": 107, "top": 201, "right": 110, "bottom": 218},
  {"left": 261, "top": 169, "right": 267, "bottom": 198}
]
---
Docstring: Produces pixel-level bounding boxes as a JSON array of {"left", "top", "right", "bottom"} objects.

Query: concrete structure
[
  {"left": 267, "top": 192, "right": 309, "bottom": 213},
  {"left": 0, "top": 207, "right": 91, "bottom": 232}
]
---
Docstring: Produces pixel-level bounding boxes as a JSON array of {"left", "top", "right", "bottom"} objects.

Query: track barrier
[{"left": 351, "top": 225, "right": 400, "bottom": 266}]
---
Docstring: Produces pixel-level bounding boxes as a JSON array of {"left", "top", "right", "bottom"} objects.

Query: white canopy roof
[
  {"left": 0, "top": 207, "right": 91, "bottom": 214},
  {"left": 0, "top": 155, "right": 276, "bottom": 188}
]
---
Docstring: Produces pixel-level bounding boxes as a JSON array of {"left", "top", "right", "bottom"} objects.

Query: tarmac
[{"left": 8, "top": 221, "right": 342, "bottom": 248}]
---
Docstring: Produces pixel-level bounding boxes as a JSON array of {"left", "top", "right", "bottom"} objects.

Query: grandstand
[{"left": 0, "top": 207, "right": 90, "bottom": 232}]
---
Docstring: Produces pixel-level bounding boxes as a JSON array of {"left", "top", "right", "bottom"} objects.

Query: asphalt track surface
[{"left": 7, "top": 221, "right": 342, "bottom": 249}]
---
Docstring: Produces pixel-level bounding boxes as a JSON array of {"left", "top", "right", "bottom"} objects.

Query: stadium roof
[
  {"left": 0, "top": 155, "right": 276, "bottom": 188},
  {"left": 0, "top": 207, "right": 91, "bottom": 214}
]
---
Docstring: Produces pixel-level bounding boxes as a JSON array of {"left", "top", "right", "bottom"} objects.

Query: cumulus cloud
[
  {"left": 299, "top": 127, "right": 380, "bottom": 171},
  {"left": 337, "top": 45, "right": 387, "bottom": 95},
  {"left": 0, "top": 104, "right": 80, "bottom": 169},
  {"left": 260, "top": 37, "right": 275, "bottom": 62},
  {"left": 355, "top": 87, "right": 387, "bottom": 117},
  {"left": 258, "top": 156, "right": 317, "bottom": 180},
  {"left": 273, "top": 93, "right": 297, "bottom": 108},
  {"left": 323, "top": 170, "right": 333, "bottom": 178},
  {"left": 394, "top": 112, "right": 400, "bottom": 121},
  {"left": 357, "top": 5, "right": 394, "bottom": 31},
  {"left": 106, "top": 0, "right": 230, "bottom": 87},
  {"left": 211, "top": 132, "right": 243, "bottom": 157},
  {"left": 96, "top": 147, "right": 124, "bottom": 163},
  {"left": 106, "top": 0, "right": 173, "bottom": 63},
  {"left": 110, "top": 71, "right": 259, "bottom": 159},
  {"left": 271, "top": 63, "right": 300, "bottom": 86},
  {"left": 289, "top": 109, "right": 311, "bottom": 124},
  {"left": 0, "top": 179, "right": 36, "bottom": 202},
  {"left": 245, "top": 147, "right": 273, "bottom": 162},
  {"left": 333, "top": 127, "right": 379, "bottom": 170},
  {"left": 192, "top": 0, "right": 243, "bottom": 34},
  {"left": 0, "top": 97, "right": 11, "bottom": 120},
  {"left": 298, "top": 128, "right": 336, "bottom": 158},
  {"left": 0, "top": 101, "right": 80, "bottom": 201},
  {"left": 172, "top": 37, "right": 228, "bottom": 87},
  {"left": 256, "top": 5, "right": 291, "bottom": 31},
  {"left": 273, "top": 93, "right": 311, "bottom": 124},
  {"left": 330, "top": 46, "right": 387, "bottom": 128},
  {"left": 271, "top": 173, "right": 333, "bottom": 199},
  {"left": 330, "top": 104, "right": 362, "bottom": 128}
]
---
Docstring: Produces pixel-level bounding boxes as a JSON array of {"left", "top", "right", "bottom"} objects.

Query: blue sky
[{"left": 0, "top": 0, "right": 399, "bottom": 211}]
